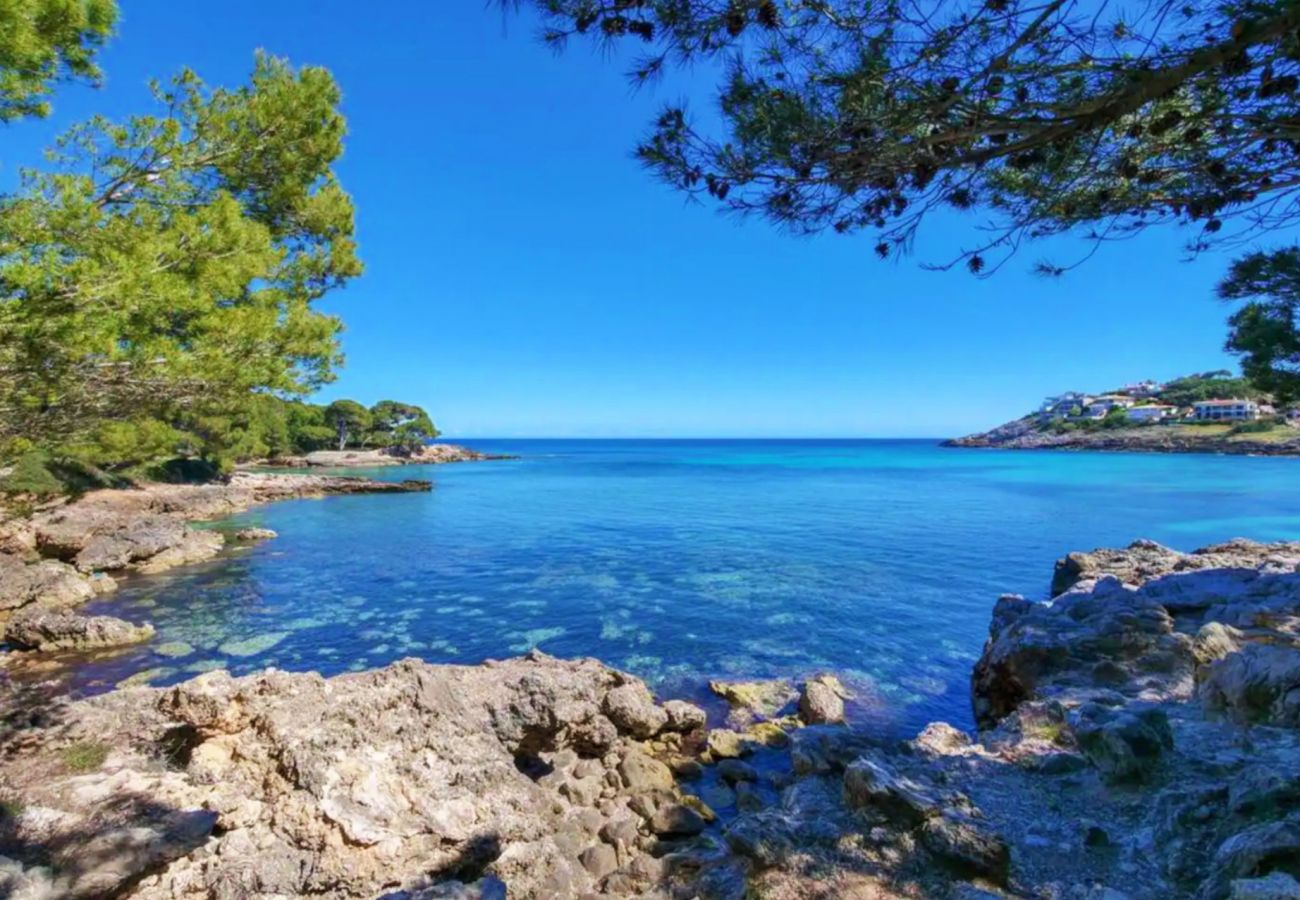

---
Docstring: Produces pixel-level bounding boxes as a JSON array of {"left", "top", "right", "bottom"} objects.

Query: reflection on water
[{"left": 48, "top": 439, "right": 1300, "bottom": 734}]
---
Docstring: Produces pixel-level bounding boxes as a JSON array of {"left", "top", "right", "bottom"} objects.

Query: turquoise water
[{"left": 75, "top": 439, "right": 1300, "bottom": 732}]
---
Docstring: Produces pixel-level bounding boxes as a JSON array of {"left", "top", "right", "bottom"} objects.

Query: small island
[{"left": 947, "top": 370, "right": 1300, "bottom": 455}]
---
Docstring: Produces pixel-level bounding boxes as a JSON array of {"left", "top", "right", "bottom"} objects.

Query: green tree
[
  {"left": 0, "top": 53, "right": 362, "bottom": 454},
  {"left": 520, "top": 0, "right": 1300, "bottom": 273},
  {"left": 324, "top": 399, "right": 371, "bottom": 450},
  {"left": 1218, "top": 247, "right": 1300, "bottom": 404},
  {"left": 369, "top": 400, "right": 437, "bottom": 449},
  {"left": 0, "top": 0, "right": 117, "bottom": 123}
]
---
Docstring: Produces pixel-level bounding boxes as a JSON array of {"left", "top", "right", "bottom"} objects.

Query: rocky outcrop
[
  {"left": 5, "top": 537, "right": 1300, "bottom": 899},
  {"left": 295, "top": 443, "right": 513, "bottom": 467},
  {"left": 0, "top": 653, "right": 713, "bottom": 899},
  {"left": 1051, "top": 537, "right": 1300, "bottom": 595},
  {"left": 5, "top": 606, "right": 154, "bottom": 651},
  {"left": 0, "top": 555, "right": 113, "bottom": 611},
  {"left": 0, "top": 472, "right": 430, "bottom": 626},
  {"left": 946, "top": 418, "right": 1300, "bottom": 455}
]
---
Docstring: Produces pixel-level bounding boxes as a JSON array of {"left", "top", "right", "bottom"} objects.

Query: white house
[
  {"left": 1040, "top": 392, "right": 1090, "bottom": 417},
  {"left": 1122, "top": 380, "right": 1163, "bottom": 398},
  {"left": 1084, "top": 395, "right": 1136, "bottom": 417},
  {"left": 1192, "top": 399, "right": 1260, "bottom": 421},
  {"left": 1126, "top": 404, "right": 1176, "bottom": 423}
]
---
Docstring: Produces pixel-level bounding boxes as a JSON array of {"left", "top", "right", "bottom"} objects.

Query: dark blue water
[{"left": 75, "top": 439, "right": 1300, "bottom": 732}]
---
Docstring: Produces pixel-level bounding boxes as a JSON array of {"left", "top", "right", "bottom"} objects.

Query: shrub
[{"left": 60, "top": 740, "right": 109, "bottom": 773}]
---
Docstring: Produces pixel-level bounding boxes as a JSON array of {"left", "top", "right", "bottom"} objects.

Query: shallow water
[{"left": 73, "top": 439, "right": 1300, "bottom": 733}]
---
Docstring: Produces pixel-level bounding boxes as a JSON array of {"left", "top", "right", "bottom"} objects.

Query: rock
[
  {"left": 649, "top": 802, "right": 707, "bottom": 836},
  {"left": 912, "top": 722, "right": 972, "bottom": 757},
  {"left": 708, "top": 679, "right": 796, "bottom": 720},
  {"left": 661, "top": 699, "right": 707, "bottom": 733},
  {"left": 233, "top": 527, "right": 278, "bottom": 541},
  {"left": 4, "top": 607, "right": 154, "bottom": 652},
  {"left": 602, "top": 682, "right": 668, "bottom": 738},
  {"left": 0, "top": 654, "right": 712, "bottom": 899},
  {"left": 1071, "top": 703, "right": 1173, "bottom": 782},
  {"left": 0, "top": 555, "right": 98, "bottom": 611},
  {"left": 1230, "top": 872, "right": 1300, "bottom": 899},
  {"left": 133, "top": 528, "right": 224, "bottom": 574},
  {"left": 1052, "top": 539, "right": 1185, "bottom": 595},
  {"left": 579, "top": 843, "right": 618, "bottom": 881},
  {"left": 920, "top": 814, "right": 1011, "bottom": 885},
  {"left": 972, "top": 574, "right": 1194, "bottom": 728},
  {"left": 706, "top": 729, "right": 751, "bottom": 759},
  {"left": 618, "top": 751, "right": 674, "bottom": 794},
  {"left": 1199, "top": 645, "right": 1300, "bottom": 726},
  {"left": 798, "top": 675, "right": 846, "bottom": 725},
  {"left": 842, "top": 754, "right": 938, "bottom": 824},
  {"left": 717, "top": 759, "right": 758, "bottom": 784},
  {"left": 1193, "top": 622, "right": 1244, "bottom": 666},
  {"left": 1202, "top": 818, "right": 1300, "bottom": 899}
]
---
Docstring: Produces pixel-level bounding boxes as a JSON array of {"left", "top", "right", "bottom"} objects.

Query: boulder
[
  {"left": 708, "top": 679, "right": 797, "bottom": 720},
  {"left": 602, "top": 682, "right": 668, "bottom": 738},
  {"left": 1199, "top": 645, "right": 1300, "bottom": 727},
  {"left": 842, "top": 754, "right": 938, "bottom": 824},
  {"left": 798, "top": 675, "right": 847, "bottom": 725},
  {"left": 0, "top": 654, "right": 704, "bottom": 899},
  {"left": 5, "top": 607, "right": 154, "bottom": 652},
  {"left": 661, "top": 699, "right": 707, "bottom": 732},
  {"left": 919, "top": 814, "right": 1011, "bottom": 885},
  {"left": 0, "top": 555, "right": 99, "bottom": 611},
  {"left": 1070, "top": 703, "right": 1173, "bottom": 783},
  {"left": 234, "top": 527, "right": 278, "bottom": 541}
]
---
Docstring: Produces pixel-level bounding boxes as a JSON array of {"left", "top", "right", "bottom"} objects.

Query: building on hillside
[
  {"left": 1126, "top": 404, "right": 1177, "bottom": 423},
  {"left": 1084, "top": 395, "right": 1136, "bottom": 417},
  {"left": 1122, "top": 380, "right": 1164, "bottom": 398},
  {"left": 1040, "top": 392, "right": 1090, "bottom": 418},
  {"left": 1192, "top": 399, "right": 1260, "bottom": 421}
]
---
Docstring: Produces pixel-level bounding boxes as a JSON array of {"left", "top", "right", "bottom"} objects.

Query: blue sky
[{"left": 0, "top": 1, "right": 1267, "bottom": 437}]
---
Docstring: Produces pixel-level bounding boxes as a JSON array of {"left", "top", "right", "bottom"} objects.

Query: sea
[{"left": 70, "top": 439, "right": 1300, "bottom": 734}]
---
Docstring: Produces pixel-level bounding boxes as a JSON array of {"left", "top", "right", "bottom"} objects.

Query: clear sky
[{"left": 0, "top": 1, "right": 1274, "bottom": 437}]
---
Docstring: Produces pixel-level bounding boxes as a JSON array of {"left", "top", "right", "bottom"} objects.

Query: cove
[{"left": 73, "top": 438, "right": 1300, "bottom": 733}]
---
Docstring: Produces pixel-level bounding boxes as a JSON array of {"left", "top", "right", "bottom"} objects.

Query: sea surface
[{"left": 72, "top": 439, "right": 1300, "bottom": 733}]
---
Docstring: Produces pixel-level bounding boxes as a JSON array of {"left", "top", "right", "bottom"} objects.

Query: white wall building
[
  {"left": 1126, "top": 404, "right": 1176, "bottom": 423},
  {"left": 1192, "top": 399, "right": 1260, "bottom": 421}
]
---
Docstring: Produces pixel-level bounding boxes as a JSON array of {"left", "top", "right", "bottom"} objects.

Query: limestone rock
[
  {"left": 5, "top": 607, "right": 154, "bottom": 652},
  {"left": 1199, "top": 645, "right": 1300, "bottom": 727},
  {"left": 708, "top": 679, "right": 797, "bottom": 720},
  {"left": 602, "top": 682, "right": 668, "bottom": 738},
  {"left": 842, "top": 754, "right": 938, "bottom": 824},
  {"left": 919, "top": 814, "right": 1011, "bottom": 884},
  {"left": 798, "top": 674, "right": 847, "bottom": 725},
  {"left": 233, "top": 527, "right": 278, "bottom": 541},
  {"left": 0, "top": 555, "right": 97, "bottom": 611},
  {"left": 661, "top": 699, "right": 707, "bottom": 732},
  {"left": 1071, "top": 703, "right": 1173, "bottom": 783}
]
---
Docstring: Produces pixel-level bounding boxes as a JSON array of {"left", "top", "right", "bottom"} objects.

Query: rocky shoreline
[
  {"left": 946, "top": 416, "right": 1300, "bottom": 456},
  {"left": 1, "top": 533, "right": 1297, "bottom": 898},
  {"left": 257, "top": 442, "right": 517, "bottom": 468},
  {"left": 0, "top": 470, "right": 434, "bottom": 655}
]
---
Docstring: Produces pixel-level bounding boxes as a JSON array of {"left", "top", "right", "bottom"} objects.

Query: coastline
[
  {"left": 1, "top": 532, "right": 1297, "bottom": 897},
  {"left": 0, "top": 444, "right": 503, "bottom": 657},
  {"left": 945, "top": 418, "right": 1300, "bottom": 457}
]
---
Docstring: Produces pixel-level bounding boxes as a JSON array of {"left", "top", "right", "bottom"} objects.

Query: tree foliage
[
  {"left": 0, "top": 0, "right": 117, "bottom": 123},
  {"left": 1158, "top": 371, "right": 1266, "bottom": 406},
  {"left": 1218, "top": 246, "right": 1300, "bottom": 403},
  {"left": 524, "top": 0, "right": 1300, "bottom": 273},
  {"left": 370, "top": 400, "right": 439, "bottom": 450},
  {"left": 0, "top": 53, "right": 362, "bottom": 451},
  {"left": 324, "top": 399, "right": 372, "bottom": 451}
]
